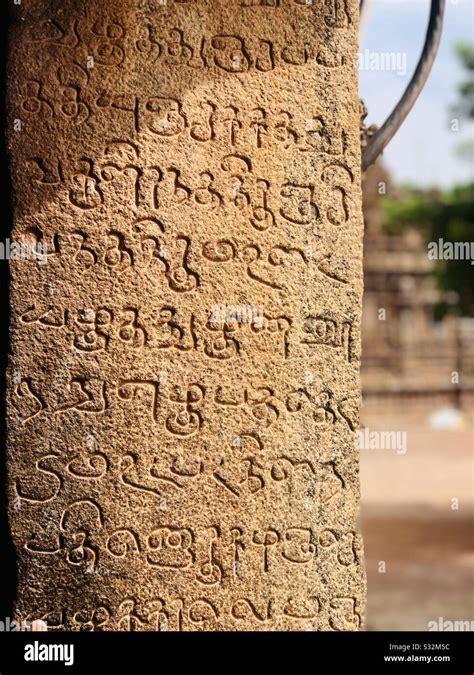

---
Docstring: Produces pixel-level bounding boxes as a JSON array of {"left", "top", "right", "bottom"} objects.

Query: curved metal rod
[{"left": 361, "top": 0, "right": 445, "bottom": 171}]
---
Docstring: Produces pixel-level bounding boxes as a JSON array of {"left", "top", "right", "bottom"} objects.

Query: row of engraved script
[
  {"left": 28, "top": 148, "right": 354, "bottom": 228},
  {"left": 18, "top": 303, "right": 353, "bottom": 362},
  {"left": 14, "top": 434, "right": 346, "bottom": 504},
  {"left": 22, "top": 80, "right": 350, "bottom": 156},
  {"left": 22, "top": 594, "right": 362, "bottom": 631},
  {"left": 17, "top": 228, "right": 351, "bottom": 294},
  {"left": 24, "top": 8, "right": 352, "bottom": 71},
  {"left": 24, "top": 507, "right": 361, "bottom": 577},
  {"left": 12, "top": 378, "right": 358, "bottom": 432}
]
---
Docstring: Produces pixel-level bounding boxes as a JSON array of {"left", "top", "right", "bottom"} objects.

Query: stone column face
[{"left": 7, "top": 0, "right": 365, "bottom": 631}]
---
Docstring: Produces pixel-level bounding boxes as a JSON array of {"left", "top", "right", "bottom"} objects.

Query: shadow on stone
[{"left": 0, "top": 3, "right": 18, "bottom": 620}]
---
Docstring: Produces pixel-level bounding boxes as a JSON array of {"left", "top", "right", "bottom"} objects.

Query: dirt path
[{"left": 360, "top": 429, "right": 473, "bottom": 630}]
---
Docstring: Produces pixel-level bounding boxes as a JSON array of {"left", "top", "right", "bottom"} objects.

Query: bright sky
[{"left": 359, "top": 0, "right": 474, "bottom": 188}]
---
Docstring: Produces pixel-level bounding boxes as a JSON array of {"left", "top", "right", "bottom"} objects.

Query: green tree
[
  {"left": 452, "top": 41, "right": 474, "bottom": 121},
  {"left": 380, "top": 44, "right": 474, "bottom": 317},
  {"left": 452, "top": 41, "right": 474, "bottom": 161},
  {"left": 383, "top": 184, "right": 474, "bottom": 317}
]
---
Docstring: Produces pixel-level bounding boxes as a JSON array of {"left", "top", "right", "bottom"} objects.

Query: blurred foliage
[
  {"left": 456, "top": 138, "right": 474, "bottom": 164},
  {"left": 379, "top": 43, "right": 474, "bottom": 318},
  {"left": 453, "top": 42, "right": 474, "bottom": 120},
  {"left": 451, "top": 41, "right": 474, "bottom": 159},
  {"left": 383, "top": 183, "right": 474, "bottom": 317}
]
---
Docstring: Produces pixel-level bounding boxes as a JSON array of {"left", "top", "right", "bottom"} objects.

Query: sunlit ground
[{"left": 360, "top": 424, "right": 474, "bottom": 631}]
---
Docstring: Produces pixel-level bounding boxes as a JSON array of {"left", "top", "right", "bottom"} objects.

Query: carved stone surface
[{"left": 7, "top": 0, "right": 366, "bottom": 630}]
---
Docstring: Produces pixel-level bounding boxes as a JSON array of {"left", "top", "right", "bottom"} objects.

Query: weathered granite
[{"left": 7, "top": 0, "right": 365, "bottom": 631}]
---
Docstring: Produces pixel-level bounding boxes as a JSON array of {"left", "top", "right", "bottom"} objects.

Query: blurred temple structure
[{"left": 361, "top": 163, "right": 474, "bottom": 426}]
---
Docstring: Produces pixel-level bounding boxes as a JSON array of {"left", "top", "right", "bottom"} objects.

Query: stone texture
[{"left": 7, "top": 0, "right": 366, "bottom": 630}]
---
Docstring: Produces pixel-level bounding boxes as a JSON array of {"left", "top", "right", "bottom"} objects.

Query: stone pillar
[{"left": 7, "top": 0, "right": 365, "bottom": 631}]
